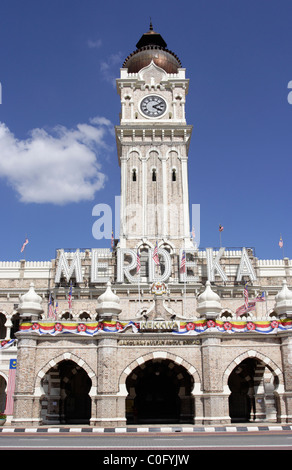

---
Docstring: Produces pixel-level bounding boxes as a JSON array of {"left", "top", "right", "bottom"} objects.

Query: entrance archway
[
  {"left": 126, "top": 358, "right": 194, "bottom": 424},
  {"left": 41, "top": 360, "right": 92, "bottom": 425},
  {"left": 228, "top": 357, "right": 279, "bottom": 423}
]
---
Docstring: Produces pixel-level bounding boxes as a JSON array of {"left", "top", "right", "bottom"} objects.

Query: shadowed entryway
[
  {"left": 41, "top": 360, "right": 92, "bottom": 425},
  {"left": 126, "top": 358, "right": 194, "bottom": 424}
]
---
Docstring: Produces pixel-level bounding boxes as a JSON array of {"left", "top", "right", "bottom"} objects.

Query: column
[
  {"left": 181, "top": 156, "right": 190, "bottom": 241},
  {"left": 94, "top": 336, "right": 126, "bottom": 427},
  {"left": 161, "top": 155, "right": 168, "bottom": 238},
  {"left": 280, "top": 335, "right": 292, "bottom": 422},
  {"left": 200, "top": 335, "right": 231, "bottom": 425},
  {"left": 120, "top": 155, "right": 127, "bottom": 247},
  {"left": 11, "top": 335, "right": 41, "bottom": 426}
]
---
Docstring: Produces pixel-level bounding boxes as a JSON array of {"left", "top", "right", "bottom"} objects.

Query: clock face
[{"left": 140, "top": 95, "right": 167, "bottom": 118}]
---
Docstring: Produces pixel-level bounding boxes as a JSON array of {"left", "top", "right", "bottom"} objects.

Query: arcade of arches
[{"left": 38, "top": 356, "right": 279, "bottom": 425}]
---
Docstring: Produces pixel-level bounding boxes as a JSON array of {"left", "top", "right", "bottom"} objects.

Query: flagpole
[
  {"left": 219, "top": 225, "right": 223, "bottom": 248},
  {"left": 280, "top": 234, "right": 285, "bottom": 259},
  {"left": 20, "top": 235, "right": 29, "bottom": 261},
  {"left": 184, "top": 251, "right": 186, "bottom": 317},
  {"left": 180, "top": 247, "right": 186, "bottom": 317},
  {"left": 138, "top": 273, "right": 141, "bottom": 313}
]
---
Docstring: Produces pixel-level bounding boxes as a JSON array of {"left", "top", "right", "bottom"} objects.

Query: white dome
[
  {"left": 197, "top": 281, "right": 222, "bottom": 318},
  {"left": 97, "top": 281, "right": 120, "bottom": 305},
  {"left": 18, "top": 283, "right": 43, "bottom": 317},
  {"left": 274, "top": 280, "right": 292, "bottom": 317},
  {"left": 96, "top": 281, "right": 121, "bottom": 319}
]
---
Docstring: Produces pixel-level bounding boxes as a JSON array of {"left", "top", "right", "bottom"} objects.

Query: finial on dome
[
  {"left": 96, "top": 281, "right": 122, "bottom": 320},
  {"left": 196, "top": 281, "right": 222, "bottom": 319},
  {"left": 274, "top": 279, "right": 292, "bottom": 318},
  {"left": 17, "top": 282, "right": 44, "bottom": 320},
  {"left": 122, "top": 23, "right": 181, "bottom": 73}
]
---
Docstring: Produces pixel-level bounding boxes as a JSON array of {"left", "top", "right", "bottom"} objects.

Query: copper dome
[{"left": 123, "top": 23, "right": 181, "bottom": 74}]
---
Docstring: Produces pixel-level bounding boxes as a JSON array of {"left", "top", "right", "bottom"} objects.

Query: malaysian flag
[
  {"left": 219, "top": 224, "right": 224, "bottom": 232},
  {"left": 236, "top": 301, "right": 256, "bottom": 317},
  {"left": 255, "top": 292, "right": 265, "bottom": 302},
  {"left": 48, "top": 293, "right": 54, "bottom": 318},
  {"left": 68, "top": 282, "right": 72, "bottom": 309},
  {"left": 180, "top": 250, "right": 186, "bottom": 274},
  {"left": 244, "top": 283, "right": 249, "bottom": 309},
  {"left": 136, "top": 251, "right": 141, "bottom": 274},
  {"left": 279, "top": 236, "right": 283, "bottom": 248},
  {"left": 5, "top": 359, "right": 17, "bottom": 415},
  {"left": 236, "top": 304, "right": 246, "bottom": 317},
  {"left": 20, "top": 237, "right": 29, "bottom": 253},
  {"left": 152, "top": 242, "right": 160, "bottom": 265}
]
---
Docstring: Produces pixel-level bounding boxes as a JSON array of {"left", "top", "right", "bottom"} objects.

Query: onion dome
[
  {"left": 123, "top": 21, "right": 181, "bottom": 74},
  {"left": 96, "top": 281, "right": 121, "bottom": 320},
  {"left": 17, "top": 282, "right": 44, "bottom": 319},
  {"left": 274, "top": 280, "right": 292, "bottom": 318},
  {"left": 196, "top": 281, "right": 222, "bottom": 319}
]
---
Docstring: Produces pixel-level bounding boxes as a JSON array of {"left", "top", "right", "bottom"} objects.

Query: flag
[
  {"left": 219, "top": 224, "right": 224, "bottom": 232},
  {"left": 180, "top": 250, "right": 186, "bottom": 273},
  {"left": 68, "top": 282, "right": 72, "bottom": 309},
  {"left": 244, "top": 283, "right": 249, "bottom": 309},
  {"left": 5, "top": 359, "right": 17, "bottom": 415},
  {"left": 48, "top": 293, "right": 54, "bottom": 318},
  {"left": 246, "top": 301, "right": 256, "bottom": 313},
  {"left": 152, "top": 242, "right": 160, "bottom": 265},
  {"left": 255, "top": 292, "right": 265, "bottom": 302},
  {"left": 20, "top": 237, "right": 29, "bottom": 253},
  {"left": 136, "top": 251, "right": 141, "bottom": 274},
  {"left": 236, "top": 301, "right": 256, "bottom": 317},
  {"left": 279, "top": 236, "right": 283, "bottom": 248},
  {"left": 236, "top": 305, "right": 246, "bottom": 317}
]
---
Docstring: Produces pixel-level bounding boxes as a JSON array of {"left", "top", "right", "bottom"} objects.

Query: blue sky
[{"left": 0, "top": 0, "right": 291, "bottom": 261}]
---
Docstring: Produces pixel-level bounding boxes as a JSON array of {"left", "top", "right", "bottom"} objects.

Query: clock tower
[{"left": 115, "top": 23, "right": 193, "bottom": 259}]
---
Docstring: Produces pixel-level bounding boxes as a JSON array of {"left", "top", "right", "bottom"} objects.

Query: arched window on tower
[
  {"left": 172, "top": 169, "right": 177, "bottom": 182},
  {"left": 152, "top": 169, "right": 157, "bottom": 182},
  {"left": 132, "top": 169, "right": 137, "bottom": 182}
]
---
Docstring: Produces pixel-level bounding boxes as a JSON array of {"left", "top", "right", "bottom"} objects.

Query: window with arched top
[
  {"left": 132, "top": 169, "right": 137, "bottom": 182},
  {"left": 152, "top": 169, "right": 157, "bottom": 182},
  {"left": 172, "top": 169, "right": 176, "bottom": 182},
  {"left": 61, "top": 312, "right": 73, "bottom": 320},
  {"left": 79, "top": 312, "right": 91, "bottom": 321}
]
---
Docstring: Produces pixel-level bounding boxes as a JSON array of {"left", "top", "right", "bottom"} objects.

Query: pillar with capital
[{"left": 11, "top": 283, "right": 43, "bottom": 426}]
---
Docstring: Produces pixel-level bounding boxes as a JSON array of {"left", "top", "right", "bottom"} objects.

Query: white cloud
[
  {"left": 0, "top": 117, "right": 113, "bottom": 205},
  {"left": 100, "top": 52, "right": 124, "bottom": 88},
  {"left": 87, "top": 39, "right": 102, "bottom": 49}
]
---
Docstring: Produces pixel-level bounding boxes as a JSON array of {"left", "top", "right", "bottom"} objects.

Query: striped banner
[
  {"left": 19, "top": 318, "right": 292, "bottom": 336},
  {"left": 5, "top": 359, "right": 17, "bottom": 415}
]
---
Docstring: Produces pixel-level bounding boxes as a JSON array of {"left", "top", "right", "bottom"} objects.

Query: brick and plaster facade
[{"left": 1, "top": 24, "right": 292, "bottom": 427}]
